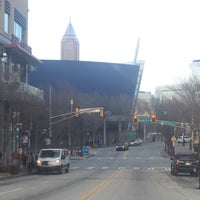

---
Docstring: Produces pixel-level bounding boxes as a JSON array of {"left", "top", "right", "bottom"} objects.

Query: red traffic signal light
[
  {"left": 133, "top": 115, "right": 138, "bottom": 123},
  {"left": 151, "top": 114, "right": 156, "bottom": 122}
]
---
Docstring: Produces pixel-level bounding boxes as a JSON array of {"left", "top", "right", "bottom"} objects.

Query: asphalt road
[{"left": 0, "top": 142, "right": 200, "bottom": 200}]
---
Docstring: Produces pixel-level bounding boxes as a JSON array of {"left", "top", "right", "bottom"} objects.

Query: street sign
[
  {"left": 138, "top": 117, "right": 151, "bottom": 123},
  {"left": 171, "top": 136, "right": 176, "bottom": 142},
  {"left": 161, "top": 121, "right": 176, "bottom": 126}
]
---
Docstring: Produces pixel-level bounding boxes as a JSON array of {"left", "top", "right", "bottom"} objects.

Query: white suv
[{"left": 177, "top": 136, "right": 190, "bottom": 143}]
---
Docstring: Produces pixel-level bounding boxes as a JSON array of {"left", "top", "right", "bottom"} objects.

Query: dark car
[
  {"left": 115, "top": 142, "right": 129, "bottom": 151},
  {"left": 129, "top": 138, "right": 142, "bottom": 146},
  {"left": 170, "top": 153, "right": 199, "bottom": 176}
]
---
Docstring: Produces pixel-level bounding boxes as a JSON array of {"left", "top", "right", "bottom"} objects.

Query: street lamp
[
  {"left": 1, "top": 52, "right": 7, "bottom": 81},
  {"left": 68, "top": 99, "right": 73, "bottom": 147},
  {"left": 16, "top": 123, "right": 23, "bottom": 172},
  {"left": 1, "top": 52, "right": 7, "bottom": 63}
]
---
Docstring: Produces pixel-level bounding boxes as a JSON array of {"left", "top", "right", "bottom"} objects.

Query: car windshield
[
  {"left": 116, "top": 142, "right": 124, "bottom": 146},
  {"left": 39, "top": 150, "right": 61, "bottom": 158}
]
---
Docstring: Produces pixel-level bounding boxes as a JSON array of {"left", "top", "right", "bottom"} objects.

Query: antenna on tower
[{"left": 133, "top": 37, "right": 140, "bottom": 64}]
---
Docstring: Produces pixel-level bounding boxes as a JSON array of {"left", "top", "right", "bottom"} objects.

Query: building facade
[
  {"left": 61, "top": 21, "right": 79, "bottom": 60},
  {"left": 0, "top": 0, "right": 44, "bottom": 166}
]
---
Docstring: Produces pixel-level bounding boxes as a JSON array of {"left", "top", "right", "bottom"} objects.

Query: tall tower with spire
[{"left": 61, "top": 19, "right": 79, "bottom": 60}]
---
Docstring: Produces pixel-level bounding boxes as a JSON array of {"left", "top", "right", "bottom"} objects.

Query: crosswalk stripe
[
  {"left": 70, "top": 166, "right": 171, "bottom": 171},
  {"left": 101, "top": 166, "right": 109, "bottom": 170}
]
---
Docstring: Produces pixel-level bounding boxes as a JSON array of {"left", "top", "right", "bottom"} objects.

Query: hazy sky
[{"left": 28, "top": 0, "right": 200, "bottom": 93}]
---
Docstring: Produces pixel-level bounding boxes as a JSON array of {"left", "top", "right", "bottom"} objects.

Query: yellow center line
[{"left": 78, "top": 170, "right": 121, "bottom": 200}]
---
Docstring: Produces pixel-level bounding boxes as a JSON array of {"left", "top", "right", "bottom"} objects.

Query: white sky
[{"left": 28, "top": 0, "right": 200, "bottom": 94}]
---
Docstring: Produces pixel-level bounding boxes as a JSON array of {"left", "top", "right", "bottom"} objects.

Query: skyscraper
[{"left": 61, "top": 20, "right": 79, "bottom": 60}]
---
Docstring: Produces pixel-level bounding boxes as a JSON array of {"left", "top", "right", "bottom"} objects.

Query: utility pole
[{"left": 49, "top": 86, "right": 52, "bottom": 138}]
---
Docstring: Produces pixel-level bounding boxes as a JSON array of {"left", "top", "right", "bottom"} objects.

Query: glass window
[
  {"left": 39, "top": 150, "right": 61, "bottom": 158},
  {"left": 14, "top": 21, "right": 22, "bottom": 41},
  {"left": 4, "top": 13, "right": 9, "bottom": 33}
]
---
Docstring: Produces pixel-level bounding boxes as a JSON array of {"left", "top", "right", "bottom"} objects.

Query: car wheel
[
  {"left": 58, "top": 166, "right": 63, "bottom": 174},
  {"left": 65, "top": 164, "right": 69, "bottom": 173}
]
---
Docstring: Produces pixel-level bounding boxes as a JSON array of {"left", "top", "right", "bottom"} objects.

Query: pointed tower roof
[{"left": 62, "top": 21, "right": 79, "bottom": 41}]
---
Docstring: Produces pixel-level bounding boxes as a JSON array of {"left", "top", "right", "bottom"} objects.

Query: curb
[{"left": 160, "top": 150, "right": 170, "bottom": 158}]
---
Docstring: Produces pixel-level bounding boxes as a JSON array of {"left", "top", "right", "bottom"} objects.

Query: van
[{"left": 36, "top": 148, "right": 70, "bottom": 174}]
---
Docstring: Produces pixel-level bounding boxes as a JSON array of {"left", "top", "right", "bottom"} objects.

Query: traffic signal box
[
  {"left": 133, "top": 115, "right": 138, "bottom": 123},
  {"left": 151, "top": 114, "right": 156, "bottom": 122},
  {"left": 99, "top": 108, "right": 104, "bottom": 118},
  {"left": 75, "top": 107, "right": 80, "bottom": 117}
]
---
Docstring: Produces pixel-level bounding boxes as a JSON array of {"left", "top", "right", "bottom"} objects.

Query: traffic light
[
  {"left": 75, "top": 107, "right": 80, "bottom": 117},
  {"left": 99, "top": 108, "right": 104, "bottom": 118},
  {"left": 133, "top": 115, "right": 138, "bottom": 123},
  {"left": 151, "top": 114, "right": 156, "bottom": 123}
]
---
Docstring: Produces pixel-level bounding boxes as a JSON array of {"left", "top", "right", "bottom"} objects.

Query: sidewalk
[
  {"left": 0, "top": 148, "right": 98, "bottom": 180},
  {"left": 174, "top": 143, "right": 192, "bottom": 154},
  {"left": 70, "top": 147, "right": 97, "bottom": 160},
  {"left": 160, "top": 142, "right": 192, "bottom": 158}
]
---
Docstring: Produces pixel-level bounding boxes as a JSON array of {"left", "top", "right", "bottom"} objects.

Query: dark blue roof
[{"left": 29, "top": 60, "right": 140, "bottom": 96}]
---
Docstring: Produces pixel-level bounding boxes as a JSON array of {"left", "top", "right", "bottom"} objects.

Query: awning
[{"left": 3, "top": 44, "right": 42, "bottom": 66}]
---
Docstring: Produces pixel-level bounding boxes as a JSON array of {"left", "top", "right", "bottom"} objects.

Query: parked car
[
  {"left": 170, "top": 153, "right": 199, "bottom": 176},
  {"left": 115, "top": 142, "right": 129, "bottom": 151},
  {"left": 176, "top": 136, "right": 190, "bottom": 143},
  {"left": 129, "top": 138, "right": 142, "bottom": 146}
]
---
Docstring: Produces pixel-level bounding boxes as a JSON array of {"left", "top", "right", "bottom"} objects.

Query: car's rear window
[{"left": 176, "top": 154, "right": 197, "bottom": 160}]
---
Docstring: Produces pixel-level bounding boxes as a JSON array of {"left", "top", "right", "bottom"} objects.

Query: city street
[{"left": 0, "top": 142, "right": 200, "bottom": 200}]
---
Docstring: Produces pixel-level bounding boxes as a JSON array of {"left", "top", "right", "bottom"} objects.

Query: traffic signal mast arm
[
  {"left": 51, "top": 107, "right": 104, "bottom": 119},
  {"left": 50, "top": 107, "right": 104, "bottom": 125},
  {"left": 77, "top": 107, "right": 104, "bottom": 117}
]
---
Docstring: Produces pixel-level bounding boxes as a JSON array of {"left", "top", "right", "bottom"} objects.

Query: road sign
[
  {"left": 83, "top": 146, "right": 89, "bottom": 155},
  {"left": 161, "top": 121, "right": 176, "bottom": 126},
  {"left": 138, "top": 117, "right": 151, "bottom": 123},
  {"left": 171, "top": 136, "right": 176, "bottom": 142}
]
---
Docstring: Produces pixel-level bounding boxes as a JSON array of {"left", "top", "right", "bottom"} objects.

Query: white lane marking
[
  {"left": 133, "top": 167, "right": 140, "bottom": 170},
  {"left": 101, "top": 166, "right": 109, "bottom": 170},
  {"left": 0, "top": 188, "right": 23, "bottom": 195},
  {"left": 118, "top": 167, "right": 125, "bottom": 170},
  {"left": 70, "top": 167, "right": 79, "bottom": 170},
  {"left": 86, "top": 167, "right": 95, "bottom": 170}
]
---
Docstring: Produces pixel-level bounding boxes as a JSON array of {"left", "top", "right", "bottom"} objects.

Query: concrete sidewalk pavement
[
  {"left": 160, "top": 142, "right": 192, "bottom": 158},
  {"left": 0, "top": 147, "right": 98, "bottom": 180},
  {"left": 174, "top": 143, "right": 192, "bottom": 154}
]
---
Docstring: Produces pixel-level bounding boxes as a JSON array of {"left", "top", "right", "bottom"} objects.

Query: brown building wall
[{"left": 0, "top": 0, "right": 28, "bottom": 43}]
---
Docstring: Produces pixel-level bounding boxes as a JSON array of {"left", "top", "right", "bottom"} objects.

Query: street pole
[
  {"left": 103, "top": 118, "right": 106, "bottom": 146},
  {"left": 68, "top": 99, "right": 73, "bottom": 147},
  {"left": 49, "top": 86, "right": 52, "bottom": 138},
  {"left": 16, "top": 123, "right": 23, "bottom": 172}
]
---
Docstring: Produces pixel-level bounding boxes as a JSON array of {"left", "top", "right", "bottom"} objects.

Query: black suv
[
  {"left": 115, "top": 142, "right": 129, "bottom": 151},
  {"left": 171, "top": 153, "right": 199, "bottom": 176}
]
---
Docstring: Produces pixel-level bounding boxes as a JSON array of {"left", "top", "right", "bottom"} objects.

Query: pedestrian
[
  {"left": 12, "top": 149, "right": 19, "bottom": 166},
  {"left": 22, "top": 151, "right": 28, "bottom": 168},
  {"left": 27, "top": 151, "right": 34, "bottom": 174},
  {"left": 0, "top": 151, "right": 2, "bottom": 164}
]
